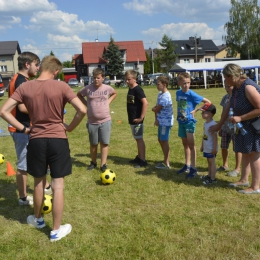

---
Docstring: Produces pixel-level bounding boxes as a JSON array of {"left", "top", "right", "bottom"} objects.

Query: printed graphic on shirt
[
  {"left": 127, "top": 95, "right": 135, "bottom": 104},
  {"left": 177, "top": 97, "right": 188, "bottom": 122}
]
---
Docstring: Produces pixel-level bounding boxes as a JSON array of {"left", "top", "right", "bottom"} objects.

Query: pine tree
[{"left": 102, "top": 37, "right": 124, "bottom": 77}]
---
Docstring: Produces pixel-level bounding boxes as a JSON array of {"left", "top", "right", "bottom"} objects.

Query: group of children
[{"left": 79, "top": 68, "right": 238, "bottom": 185}]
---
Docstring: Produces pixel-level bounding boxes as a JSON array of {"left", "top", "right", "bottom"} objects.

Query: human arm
[
  {"left": 0, "top": 98, "right": 30, "bottom": 134},
  {"left": 152, "top": 104, "right": 161, "bottom": 126},
  {"left": 77, "top": 91, "right": 88, "bottom": 107},
  {"left": 108, "top": 89, "right": 117, "bottom": 105},
  {"left": 64, "top": 97, "right": 87, "bottom": 132},
  {"left": 133, "top": 97, "right": 148, "bottom": 124},
  {"left": 191, "top": 97, "right": 211, "bottom": 117},
  {"left": 211, "top": 132, "right": 218, "bottom": 155},
  {"left": 17, "top": 104, "right": 28, "bottom": 114}
]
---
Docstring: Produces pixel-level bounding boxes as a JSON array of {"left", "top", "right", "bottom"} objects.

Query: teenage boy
[
  {"left": 176, "top": 72, "right": 211, "bottom": 178},
  {"left": 126, "top": 70, "right": 148, "bottom": 168},
  {"left": 77, "top": 68, "right": 117, "bottom": 172},
  {"left": 0, "top": 55, "right": 86, "bottom": 242}
]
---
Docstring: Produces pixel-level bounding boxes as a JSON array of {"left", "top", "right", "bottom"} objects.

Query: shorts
[
  {"left": 203, "top": 152, "right": 217, "bottom": 158},
  {"left": 87, "top": 120, "right": 111, "bottom": 145},
  {"left": 158, "top": 126, "right": 171, "bottom": 141},
  {"left": 178, "top": 121, "right": 196, "bottom": 138},
  {"left": 27, "top": 138, "right": 72, "bottom": 179},
  {"left": 130, "top": 124, "right": 144, "bottom": 139},
  {"left": 220, "top": 130, "right": 232, "bottom": 149},
  {"left": 10, "top": 132, "right": 29, "bottom": 171}
]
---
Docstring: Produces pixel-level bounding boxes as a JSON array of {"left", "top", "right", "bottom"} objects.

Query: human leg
[
  {"left": 159, "top": 139, "right": 170, "bottom": 166},
  {"left": 99, "top": 121, "right": 111, "bottom": 168},
  {"left": 208, "top": 157, "right": 216, "bottom": 180},
  {"left": 245, "top": 151, "right": 260, "bottom": 191},
  {"left": 136, "top": 138, "right": 146, "bottom": 161},
  {"left": 181, "top": 137, "right": 190, "bottom": 166},
  {"left": 186, "top": 132, "right": 196, "bottom": 169},
  {"left": 100, "top": 143, "right": 108, "bottom": 170},
  {"left": 33, "top": 176, "right": 46, "bottom": 218},
  {"left": 235, "top": 152, "right": 242, "bottom": 173},
  {"left": 90, "top": 144, "right": 98, "bottom": 164}
]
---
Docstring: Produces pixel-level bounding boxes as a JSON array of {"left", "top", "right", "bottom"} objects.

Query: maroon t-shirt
[{"left": 11, "top": 79, "right": 76, "bottom": 139}]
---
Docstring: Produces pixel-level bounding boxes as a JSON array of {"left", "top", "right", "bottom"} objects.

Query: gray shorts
[
  {"left": 130, "top": 124, "right": 144, "bottom": 139},
  {"left": 87, "top": 120, "right": 112, "bottom": 145},
  {"left": 10, "top": 132, "right": 29, "bottom": 171}
]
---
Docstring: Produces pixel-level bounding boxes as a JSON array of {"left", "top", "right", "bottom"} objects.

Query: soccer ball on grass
[
  {"left": 100, "top": 169, "right": 116, "bottom": 185},
  {"left": 0, "top": 154, "right": 5, "bottom": 164},
  {"left": 41, "top": 194, "right": 52, "bottom": 214}
]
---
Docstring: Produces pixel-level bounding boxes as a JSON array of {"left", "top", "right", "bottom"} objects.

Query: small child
[
  {"left": 152, "top": 76, "right": 173, "bottom": 169},
  {"left": 77, "top": 68, "right": 117, "bottom": 172},
  {"left": 199, "top": 103, "right": 218, "bottom": 184}
]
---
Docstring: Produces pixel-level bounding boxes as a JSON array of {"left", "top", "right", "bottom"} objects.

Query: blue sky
[{"left": 0, "top": 0, "right": 251, "bottom": 62}]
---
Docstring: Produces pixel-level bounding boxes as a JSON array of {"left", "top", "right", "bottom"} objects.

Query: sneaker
[
  {"left": 100, "top": 164, "right": 107, "bottom": 172},
  {"left": 50, "top": 224, "right": 72, "bottom": 242},
  {"left": 186, "top": 168, "right": 198, "bottom": 179},
  {"left": 155, "top": 162, "right": 170, "bottom": 169},
  {"left": 134, "top": 159, "right": 148, "bottom": 168},
  {"left": 227, "top": 170, "right": 240, "bottom": 177},
  {"left": 44, "top": 185, "right": 53, "bottom": 195},
  {"left": 200, "top": 175, "right": 210, "bottom": 180},
  {"left": 177, "top": 165, "right": 190, "bottom": 174},
  {"left": 18, "top": 195, "right": 33, "bottom": 206},
  {"left": 203, "top": 178, "right": 217, "bottom": 185},
  {"left": 87, "top": 161, "right": 97, "bottom": 171},
  {"left": 27, "top": 215, "right": 46, "bottom": 229},
  {"left": 129, "top": 155, "right": 140, "bottom": 164},
  {"left": 217, "top": 166, "right": 228, "bottom": 172}
]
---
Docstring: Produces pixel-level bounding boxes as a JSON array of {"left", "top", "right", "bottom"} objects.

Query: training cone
[{"left": 6, "top": 162, "right": 16, "bottom": 176}]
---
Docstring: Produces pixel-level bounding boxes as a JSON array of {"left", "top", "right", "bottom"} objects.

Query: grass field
[{"left": 1, "top": 85, "right": 260, "bottom": 260}]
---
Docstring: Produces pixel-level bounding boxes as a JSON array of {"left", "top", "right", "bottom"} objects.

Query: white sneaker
[
  {"left": 27, "top": 215, "right": 46, "bottom": 228},
  {"left": 50, "top": 224, "right": 72, "bottom": 242},
  {"left": 44, "top": 186, "right": 53, "bottom": 195},
  {"left": 18, "top": 195, "right": 33, "bottom": 206}
]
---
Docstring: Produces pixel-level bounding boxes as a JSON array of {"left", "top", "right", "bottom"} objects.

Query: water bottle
[
  {"left": 228, "top": 107, "right": 234, "bottom": 132},
  {"left": 236, "top": 122, "right": 247, "bottom": 135}
]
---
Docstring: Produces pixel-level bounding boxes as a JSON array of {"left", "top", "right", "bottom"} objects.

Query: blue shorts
[
  {"left": 10, "top": 132, "right": 29, "bottom": 171},
  {"left": 158, "top": 126, "right": 171, "bottom": 141},
  {"left": 130, "top": 124, "right": 144, "bottom": 139},
  {"left": 203, "top": 152, "right": 217, "bottom": 158},
  {"left": 178, "top": 121, "right": 196, "bottom": 138}
]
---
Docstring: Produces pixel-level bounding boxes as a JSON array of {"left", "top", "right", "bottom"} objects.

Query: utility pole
[
  {"left": 194, "top": 35, "right": 197, "bottom": 63},
  {"left": 151, "top": 41, "right": 154, "bottom": 74}
]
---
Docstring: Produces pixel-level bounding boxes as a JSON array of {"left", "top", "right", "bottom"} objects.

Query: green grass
[{"left": 1, "top": 86, "right": 260, "bottom": 260}]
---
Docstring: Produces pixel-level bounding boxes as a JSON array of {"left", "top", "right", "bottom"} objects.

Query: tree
[
  {"left": 62, "top": 60, "right": 73, "bottom": 68},
  {"left": 144, "top": 52, "right": 151, "bottom": 74},
  {"left": 50, "top": 51, "right": 55, "bottom": 56},
  {"left": 102, "top": 37, "right": 124, "bottom": 77},
  {"left": 223, "top": 0, "right": 260, "bottom": 59},
  {"left": 155, "top": 34, "right": 177, "bottom": 73}
]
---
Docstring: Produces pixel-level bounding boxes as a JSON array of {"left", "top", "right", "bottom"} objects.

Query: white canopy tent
[{"left": 169, "top": 59, "right": 260, "bottom": 89}]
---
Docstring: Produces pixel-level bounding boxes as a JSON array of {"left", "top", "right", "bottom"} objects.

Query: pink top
[
  {"left": 11, "top": 79, "right": 76, "bottom": 139},
  {"left": 80, "top": 84, "right": 115, "bottom": 124}
]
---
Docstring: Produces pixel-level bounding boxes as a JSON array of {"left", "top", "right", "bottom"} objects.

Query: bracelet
[{"left": 21, "top": 125, "right": 26, "bottom": 133}]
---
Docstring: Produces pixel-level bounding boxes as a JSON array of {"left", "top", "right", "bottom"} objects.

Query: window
[
  {"left": 205, "top": 58, "right": 211, "bottom": 63},
  {"left": 184, "top": 59, "right": 190, "bottom": 63},
  {"left": 0, "top": 65, "right": 7, "bottom": 72}
]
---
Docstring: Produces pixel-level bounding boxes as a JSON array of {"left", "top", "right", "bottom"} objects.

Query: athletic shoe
[
  {"left": 44, "top": 186, "right": 53, "bottom": 195},
  {"left": 50, "top": 224, "right": 72, "bottom": 242},
  {"left": 27, "top": 215, "right": 46, "bottom": 229},
  {"left": 100, "top": 164, "right": 107, "bottom": 173},
  {"left": 203, "top": 178, "right": 217, "bottom": 185},
  {"left": 227, "top": 170, "right": 240, "bottom": 177},
  {"left": 200, "top": 175, "right": 210, "bottom": 180},
  {"left": 155, "top": 162, "right": 170, "bottom": 169},
  {"left": 177, "top": 164, "right": 190, "bottom": 174},
  {"left": 216, "top": 166, "right": 229, "bottom": 172},
  {"left": 129, "top": 155, "right": 140, "bottom": 164},
  {"left": 18, "top": 195, "right": 33, "bottom": 206},
  {"left": 186, "top": 168, "right": 198, "bottom": 179},
  {"left": 87, "top": 161, "right": 97, "bottom": 170},
  {"left": 134, "top": 159, "right": 148, "bottom": 168}
]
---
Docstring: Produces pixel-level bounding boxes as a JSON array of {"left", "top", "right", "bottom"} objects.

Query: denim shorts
[
  {"left": 10, "top": 132, "right": 29, "bottom": 171},
  {"left": 87, "top": 120, "right": 111, "bottom": 145},
  {"left": 158, "top": 126, "right": 171, "bottom": 141},
  {"left": 203, "top": 152, "right": 217, "bottom": 158},
  {"left": 178, "top": 121, "right": 196, "bottom": 138}
]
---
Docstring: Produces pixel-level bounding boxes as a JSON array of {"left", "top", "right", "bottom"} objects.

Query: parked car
[
  {"left": 0, "top": 74, "right": 5, "bottom": 97},
  {"left": 68, "top": 78, "right": 79, "bottom": 87},
  {"left": 102, "top": 77, "right": 111, "bottom": 85},
  {"left": 80, "top": 76, "right": 90, "bottom": 85}
]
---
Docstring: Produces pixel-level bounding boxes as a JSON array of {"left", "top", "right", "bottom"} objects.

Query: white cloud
[
  {"left": 21, "top": 44, "right": 42, "bottom": 56},
  {"left": 142, "top": 22, "right": 225, "bottom": 47},
  {"left": 123, "top": 0, "right": 230, "bottom": 22}
]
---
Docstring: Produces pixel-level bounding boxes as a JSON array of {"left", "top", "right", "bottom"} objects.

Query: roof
[
  {"left": 82, "top": 41, "right": 146, "bottom": 64},
  {"left": 169, "top": 60, "right": 260, "bottom": 72},
  {"left": 172, "top": 39, "right": 219, "bottom": 56},
  {"left": 0, "top": 41, "right": 21, "bottom": 55}
]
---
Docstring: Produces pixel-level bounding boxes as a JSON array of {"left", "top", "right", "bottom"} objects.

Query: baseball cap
[{"left": 200, "top": 103, "right": 216, "bottom": 115}]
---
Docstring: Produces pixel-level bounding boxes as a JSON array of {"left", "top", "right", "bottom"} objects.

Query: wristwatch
[{"left": 21, "top": 125, "right": 26, "bottom": 133}]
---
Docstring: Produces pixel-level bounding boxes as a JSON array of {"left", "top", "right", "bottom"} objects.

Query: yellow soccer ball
[
  {"left": 0, "top": 154, "right": 5, "bottom": 164},
  {"left": 100, "top": 169, "right": 116, "bottom": 185},
  {"left": 41, "top": 194, "right": 52, "bottom": 214}
]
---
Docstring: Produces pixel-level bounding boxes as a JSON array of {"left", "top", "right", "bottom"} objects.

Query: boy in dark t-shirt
[{"left": 125, "top": 70, "right": 148, "bottom": 168}]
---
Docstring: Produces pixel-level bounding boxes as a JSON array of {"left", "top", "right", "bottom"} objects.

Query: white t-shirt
[{"left": 203, "top": 120, "right": 218, "bottom": 153}]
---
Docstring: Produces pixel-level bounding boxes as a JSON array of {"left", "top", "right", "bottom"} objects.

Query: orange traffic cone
[{"left": 6, "top": 161, "right": 16, "bottom": 176}]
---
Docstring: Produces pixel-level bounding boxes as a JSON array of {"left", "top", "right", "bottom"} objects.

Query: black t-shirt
[
  {"left": 127, "top": 85, "right": 146, "bottom": 124},
  {"left": 14, "top": 74, "right": 30, "bottom": 128}
]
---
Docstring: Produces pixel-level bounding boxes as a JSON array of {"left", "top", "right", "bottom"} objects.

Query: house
[
  {"left": 0, "top": 41, "right": 21, "bottom": 86},
  {"left": 74, "top": 40, "right": 146, "bottom": 79},
  {"left": 215, "top": 44, "right": 240, "bottom": 61},
  {"left": 172, "top": 37, "right": 219, "bottom": 64}
]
